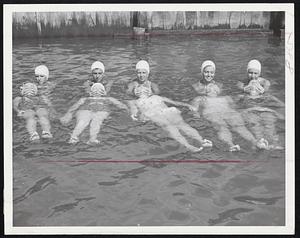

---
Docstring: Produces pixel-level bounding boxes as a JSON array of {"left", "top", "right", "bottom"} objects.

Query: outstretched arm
[
  {"left": 66, "top": 98, "right": 86, "bottom": 114},
  {"left": 126, "top": 82, "right": 135, "bottom": 96},
  {"left": 237, "top": 81, "right": 245, "bottom": 91},
  {"left": 105, "top": 80, "right": 114, "bottom": 94},
  {"left": 13, "top": 97, "right": 24, "bottom": 116},
  {"left": 151, "top": 82, "right": 160, "bottom": 95},
  {"left": 60, "top": 98, "right": 86, "bottom": 125},
  {"left": 107, "top": 97, "right": 128, "bottom": 111},
  {"left": 268, "top": 95, "right": 285, "bottom": 107},
  {"left": 162, "top": 97, "right": 196, "bottom": 111}
]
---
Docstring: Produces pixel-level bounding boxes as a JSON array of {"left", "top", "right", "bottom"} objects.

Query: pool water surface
[{"left": 12, "top": 34, "right": 285, "bottom": 226}]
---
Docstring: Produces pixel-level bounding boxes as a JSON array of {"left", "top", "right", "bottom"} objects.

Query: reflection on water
[{"left": 12, "top": 35, "right": 285, "bottom": 226}]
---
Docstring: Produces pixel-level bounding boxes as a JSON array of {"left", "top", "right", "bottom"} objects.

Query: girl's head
[
  {"left": 21, "top": 82, "right": 38, "bottom": 97},
  {"left": 247, "top": 59, "right": 261, "bottom": 81},
  {"left": 91, "top": 61, "right": 105, "bottom": 82},
  {"left": 90, "top": 83, "right": 106, "bottom": 97},
  {"left": 201, "top": 60, "right": 216, "bottom": 83},
  {"left": 136, "top": 60, "right": 150, "bottom": 82},
  {"left": 35, "top": 65, "right": 49, "bottom": 84}
]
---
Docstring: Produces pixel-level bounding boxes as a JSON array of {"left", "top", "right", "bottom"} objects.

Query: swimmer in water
[
  {"left": 13, "top": 82, "right": 54, "bottom": 141},
  {"left": 237, "top": 59, "right": 271, "bottom": 96},
  {"left": 83, "top": 61, "right": 114, "bottom": 95},
  {"left": 126, "top": 60, "right": 160, "bottom": 97},
  {"left": 235, "top": 59, "right": 284, "bottom": 149},
  {"left": 60, "top": 83, "right": 128, "bottom": 145},
  {"left": 128, "top": 89, "right": 213, "bottom": 152},
  {"left": 193, "top": 83, "right": 268, "bottom": 152},
  {"left": 34, "top": 65, "right": 56, "bottom": 97},
  {"left": 191, "top": 60, "right": 223, "bottom": 109}
]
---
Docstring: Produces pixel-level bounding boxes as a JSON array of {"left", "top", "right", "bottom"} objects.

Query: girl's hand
[
  {"left": 188, "top": 105, "right": 197, "bottom": 112},
  {"left": 131, "top": 114, "right": 138, "bottom": 121},
  {"left": 60, "top": 113, "right": 72, "bottom": 125},
  {"left": 17, "top": 110, "right": 25, "bottom": 117}
]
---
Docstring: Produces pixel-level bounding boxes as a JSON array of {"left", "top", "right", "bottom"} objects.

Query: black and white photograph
[{"left": 3, "top": 3, "right": 294, "bottom": 235}]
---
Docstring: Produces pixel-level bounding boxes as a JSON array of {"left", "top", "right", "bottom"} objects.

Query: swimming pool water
[{"left": 12, "top": 34, "right": 285, "bottom": 226}]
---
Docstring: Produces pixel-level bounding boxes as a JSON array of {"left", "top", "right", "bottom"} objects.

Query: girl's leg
[
  {"left": 177, "top": 122, "right": 212, "bottom": 147},
  {"left": 164, "top": 125, "right": 202, "bottom": 152},
  {"left": 229, "top": 112, "right": 265, "bottom": 149},
  {"left": 242, "top": 111, "right": 264, "bottom": 140},
  {"left": 70, "top": 110, "right": 92, "bottom": 142},
  {"left": 218, "top": 126, "right": 241, "bottom": 152},
  {"left": 88, "top": 111, "right": 109, "bottom": 143},
  {"left": 23, "top": 110, "right": 39, "bottom": 140},
  {"left": 261, "top": 112, "right": 283, "bottom": 149},
  {"left": 205, "top": 114, "right": 237, "bottom": 150},
  {"left": 36, "top": 108, "right": 52, "bottom": 138}
]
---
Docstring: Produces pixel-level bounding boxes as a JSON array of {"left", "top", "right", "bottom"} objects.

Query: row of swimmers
[{"left": 13, "top": 59, "right": 284, "bottom": 152}]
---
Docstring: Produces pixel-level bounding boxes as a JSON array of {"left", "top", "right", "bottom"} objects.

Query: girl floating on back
[
  {"left": 128, "top": 87, "right": 212, "bottom": 152},
  {"left": 13, "top": 82, "right": 54, "bottom": 141},
  {"left": 60, "top": 83, "right": 128, "bottom": 144}
]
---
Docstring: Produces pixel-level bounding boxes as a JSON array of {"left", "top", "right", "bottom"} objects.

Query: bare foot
[{"left": 229, "top": 144, "right": 240, "bottom": 152}]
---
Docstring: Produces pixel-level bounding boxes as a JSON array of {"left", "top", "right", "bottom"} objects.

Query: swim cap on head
[
  {"left": 21, "top": 82, "right": 38, "bottom": 96},
  {"left": 90, "top": 83, "right": 106, "bottom": 96},
  {"left": 35, "top": 65, "right": 49, "bottom": 78},
  {"left": 136, "top": 60, "right": 150, "bottom": 74},
  {"left": 201, "top": 60, "right": 216, "bottom": 74},
  {"left": 91, "top": 61, "right": 105, "bottom": 73},
  {"left": 247, "top": 59, "right": 261, "bottom": 74}
]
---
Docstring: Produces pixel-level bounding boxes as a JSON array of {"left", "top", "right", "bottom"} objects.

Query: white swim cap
[
  {"left": 136, "top": 60, "right": 150, "bottom": 74},
  {"left": 91, "top": 61, "right": 105, "bottom": 73},
  {"left": 21, "top": 82, "right": 38, "bottom": 96},
  {"left": 35, "top": 65, "right": 49, "bottom": 79},
  {"left": 201, "top": 60, "right": 216, "bottom": 74},
  {"left": 90, "top": 83, "right": 106, "bottom": 96},
  {"left": 247, "top": 59, "right": 261, "bottom": 74}
]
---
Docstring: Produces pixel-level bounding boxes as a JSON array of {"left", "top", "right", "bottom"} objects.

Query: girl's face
[
  {"left": 203, "top": 66, "right": 215, "bottom": 82},
  {"left": 136, "top": 69, "right": 149, "bottom": 82},
  {"left": 35, "top": 74, "right": 47, "bottom": 84},
  {"left": 247, "top": 68, "right": 260, "bottom": 81},
  {"left": 92, "top": 68, "right": 104, "bottom": 82}
]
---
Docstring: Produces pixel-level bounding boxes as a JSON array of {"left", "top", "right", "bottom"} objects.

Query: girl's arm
[
  {"left": 66, "top": 98, "right": 87, "bottom": 114},
  {"left": 60, "top": 98, "right": 86, "bottom": 125},
  {"left": 13, "top": 97, "right": 23, "bottom": 115},
  {"left": 151, "top": 82, "right": 160, "bottom": 95},
  {"left": 127, "top": 100, "right": 139, "bottom": 120},
  {"left": 268, "top": 95, "right": 285, "bottom": 107},
  {"left": 107, "top": 97, "right": 128, "bottom": 110},
  {"left": 237, "top": 81, "right": 245, "bottom": 91},
  {"left": 191, "top": 96, "right": 206, "bottom": 111},
  {"left": 162, "top": 97, "right": 196, "bottom": 111},
  {"left": 83, "top": 81, "right": 92, "bottom": 94},
  {"left": 126, "top": 82, "right": 136, "bottom": 96},
  {"left": 193, "top": 82, "right": 206, "bottom": 94},
  {"left": 105, "top": 80, "right": 114, "bottom": 93},
  {"left": 260, "top": 78, "right": 271, "bottom": 92}
]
